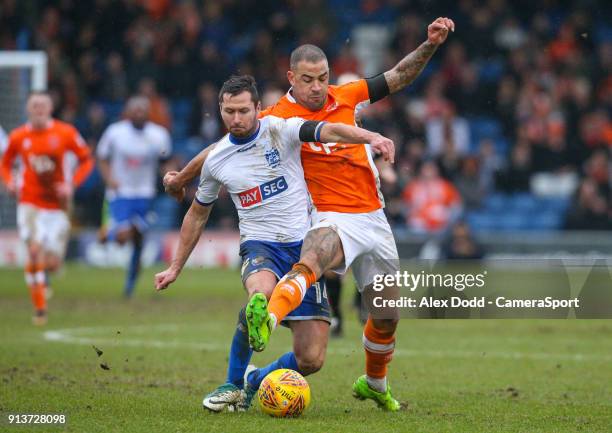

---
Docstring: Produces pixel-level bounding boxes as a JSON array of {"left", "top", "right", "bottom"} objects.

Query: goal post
[
  {"left": 0, "top": 51, "right": 47, "bottom": 132},
  {"left": 0, "top": 51, "right": 47, "bottom": 228}
]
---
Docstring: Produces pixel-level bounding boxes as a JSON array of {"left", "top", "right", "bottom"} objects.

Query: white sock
[
  {"left": 366, "top": 375, "right": 387, "bottom": 393},
  {"left": 269, "top": 313, "right": 278, "bottom": 330}
]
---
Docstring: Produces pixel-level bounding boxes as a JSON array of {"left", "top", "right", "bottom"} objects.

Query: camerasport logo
[{"left": 238, "top": 176, "right": 288, "bottom": 208}]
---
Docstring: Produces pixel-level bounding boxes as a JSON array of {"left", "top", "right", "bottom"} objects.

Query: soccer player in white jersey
[
  {"left": 97, "top": 96, "right": 173, "bottom": 297},
  {"left": 0, "top": 125, "right": 7, "bottom": 152},
  {"left": 154, "top": 75, "right": 394, "bottom": 412}
]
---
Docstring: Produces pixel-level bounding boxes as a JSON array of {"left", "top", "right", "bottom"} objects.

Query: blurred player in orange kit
[
  {"left": 0, "top": 92, "right": 94, "bottom": 325},
  {"left": 164, "top": 17, "right": 455, "bottom": 410}
]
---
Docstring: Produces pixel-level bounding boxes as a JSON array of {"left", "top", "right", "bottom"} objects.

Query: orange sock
[
  {"left": 30, "top": 283, "right": 47, "bottom": 311},
  {"left": 363, "top": 317, "right": 395, "bottom": 379},
  {"left": 268, "top": 263, "right": 317, "bottom": 327},
  {"left": 25, "top": 263, "right": 47, "bottom": 312}
]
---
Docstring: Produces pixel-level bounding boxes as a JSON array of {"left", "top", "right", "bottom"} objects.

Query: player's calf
[
  {"left": 266, "top": 263, "right": 316, "bottom": 327},
  {"left": 291, "top": 320, "right": 329, "bottom": 375},
  {"left": 24, "top": 261, "right": 48, "bottom": 325}
]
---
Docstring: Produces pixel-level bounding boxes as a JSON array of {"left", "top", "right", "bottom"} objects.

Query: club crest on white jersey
[{"left": 196, "top": 115, "right": 311, "bottom": 243}]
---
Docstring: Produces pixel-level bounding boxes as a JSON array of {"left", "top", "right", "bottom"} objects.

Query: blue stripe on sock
[{"left": 247, "top": 352, "right": 299, "bottom": 389}]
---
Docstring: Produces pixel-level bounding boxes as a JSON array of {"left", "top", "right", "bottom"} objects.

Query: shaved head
[
  {"left": 287, "top": 44, "right": 330, "bottom": 111},
  {"left": 290, "top": 44, "right": 328, "bottom": 70}
]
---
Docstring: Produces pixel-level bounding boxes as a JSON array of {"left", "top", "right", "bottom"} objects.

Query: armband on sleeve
[
  {"left": 299, "top": 121, "right": 326, "bottom": 142},
  {"left": 365, "top": 73, "right": 390, "bottom": 103}
]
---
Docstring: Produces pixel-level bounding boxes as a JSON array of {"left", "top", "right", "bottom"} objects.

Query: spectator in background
[
  {"left": 332, "top": 45, "right": 360, "bottom": 76},
  {"left": 189, "top": 83, "right": 221, "bottom": 145},
  {"left": 161, "top": 46, "right": 194, "bottom": 99},
  {"left": 261, "top": 87, "right": 284, "bottom": 109},
  {"left": 125, "top": 26, "right": 158, "bottom": 90},
  {"left": 580, "top": 110, "right": 612, "bottom": 151},
  {"left": 496, "top": 140, "right": 533, "bottom": 193},
  {"left": 436, "top": 139, "right": 463, "bottom": 181},
  {"left": 583, "top": 150, "right": 610, "bottom": 199},
  {"left": 138, "top": 78, "right": 172, "bottom": 129},
  {"left": 455, "top": 157, "right": 484, "bottom": 209},
  {"left": 564, "top": 178, "right": 611, "bottom": 230},
  {"left": 426, "top": 104, "right": 470, "bottom": 157},
  {"left": 103, "top": 53, "right": 129, "bottom": 102},
  {"left": 520, "top": 92, "right": 569, "bottom": 172},
  {"left": 494, "top": 16, "right": 527, "bottom": 52},
  {"left": 402, "top": 160, "right": 462, "bottom": 234},
  {"left": 441, "top": 221, "right": 485, "bottom": 260},
  {"left": 496, "top": 76, "right": 519, "bottom": 139},
  {"left": 195, "top": 42, "right": 229, "bottom": 87},
  {"left": 80, "top": 103, "right": 108, "bottom": 146},
  {"left": 478, "top": 139, "right": 502, "bottom": 195}
]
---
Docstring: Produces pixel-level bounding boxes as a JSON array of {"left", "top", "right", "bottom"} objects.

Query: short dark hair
[
  {"left": 290, "top": 44, "right": 328, "bottom": 70},
  {"left": 218, "top": 75, "right": 259, "bottom": 105}
]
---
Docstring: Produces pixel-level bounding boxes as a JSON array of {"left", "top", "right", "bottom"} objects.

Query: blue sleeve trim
[
  {"left": 314, "top": 121, "right": 327, "bottom": 142},
  {"left": 195, "top": 196, "right": 216, "bottom": 206}
]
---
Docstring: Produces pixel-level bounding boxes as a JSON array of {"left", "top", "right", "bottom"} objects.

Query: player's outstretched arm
[
  {"left": 383, "top": 17, "right": 455, "bottom": 94},
  {"left": 163, "top": 143, "right": 216, "bottom": 201},
  {"left": 154, "top": 200, "right": 213, "bottom": 291},
  {"left": 0, "top": 134, "right": 18, "bottom": 194},
  {"left": 318, "top": 122, "right": 395, "bottom": 163}
]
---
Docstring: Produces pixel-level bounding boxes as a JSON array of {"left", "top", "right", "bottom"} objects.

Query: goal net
[{"left": 0, "top": 51, "right": 47, "bottom": 228}]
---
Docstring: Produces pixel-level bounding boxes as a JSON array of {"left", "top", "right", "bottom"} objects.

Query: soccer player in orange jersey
[
  {"left": 164, "top": 17, "right": 455, "bottom": 410},
  {"left": 0, "top": 92, "right": 94, "bottom": 325}
]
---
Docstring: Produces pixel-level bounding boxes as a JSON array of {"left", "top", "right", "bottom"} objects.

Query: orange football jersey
[
  {"left": 260, "top": 79, "right": 382, "bottom": 213},
  {"left": 1, "top": 120, "right": 93, "bottom": 209}
]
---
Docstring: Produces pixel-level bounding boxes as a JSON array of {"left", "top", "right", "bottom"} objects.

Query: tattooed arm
[{"left": 383, "top": 17, "right": 455, "bottom": 94}]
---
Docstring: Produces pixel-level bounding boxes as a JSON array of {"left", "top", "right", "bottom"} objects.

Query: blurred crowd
[{"left": 1, "top": 0, "right": 611, "bottom": 233}]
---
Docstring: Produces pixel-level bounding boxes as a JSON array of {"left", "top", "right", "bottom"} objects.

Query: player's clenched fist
[
  {"left": 428, "top": 17, "right": 455, "bottom": 45},
  {"left": 370, "top": 134, "right": 395, "bottom": 164},
  {"left": 155, "top": 267, "right": 179, "bottom": 291},
  {"left": 163, "top": 171, "right": 186, "bottom": 202}
]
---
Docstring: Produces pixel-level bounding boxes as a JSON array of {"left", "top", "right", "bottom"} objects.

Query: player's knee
[
  {"left": 295, "top": 351, "right": 325, "bottom": 376},
  {"left": 27, "top": 242, "right": 42, "bottom": 259}
]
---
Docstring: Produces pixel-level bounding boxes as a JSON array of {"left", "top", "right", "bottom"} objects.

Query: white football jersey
[
  {"left": 97, "top": 120, "right": 172, "bottom": 199},
  {"left": 196, "top": 115, "right": 311, "bottom": 243},
  {"left": 0, "top": 125, "right": 7, "bottom": 153}
]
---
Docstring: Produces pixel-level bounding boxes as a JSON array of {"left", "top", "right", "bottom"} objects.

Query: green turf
[{"left": 1, "top": 264, "right": 611, "bottom": 432}]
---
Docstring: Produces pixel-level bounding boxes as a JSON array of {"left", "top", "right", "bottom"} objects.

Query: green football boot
[
  {"left": 352, "top": 375, "right": 401, "bottom": 411},
  {"left": 245, "top": 293, "right": 271, "bottom": 352}
]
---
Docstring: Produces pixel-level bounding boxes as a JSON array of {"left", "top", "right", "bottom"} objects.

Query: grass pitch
[{"left": 1, "top": 264, "right": 611, "bottom": 432}]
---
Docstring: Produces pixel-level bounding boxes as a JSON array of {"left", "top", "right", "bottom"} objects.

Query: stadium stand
[{"left": 0, "top": 0, "right": 610, "bottom": 234}]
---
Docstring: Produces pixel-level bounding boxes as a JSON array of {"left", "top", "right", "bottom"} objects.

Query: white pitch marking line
[{"left": 42, "top": 325, "right": 612, "bottom": 363}]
